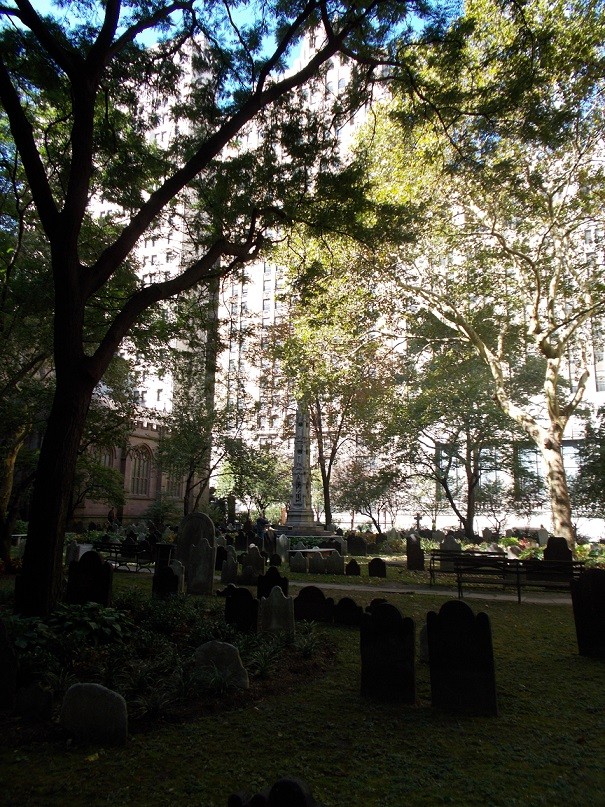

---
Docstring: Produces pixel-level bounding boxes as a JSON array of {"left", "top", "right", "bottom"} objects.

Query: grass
[{"left": 1, "top": 572, "right": 604, "bottom": 807}]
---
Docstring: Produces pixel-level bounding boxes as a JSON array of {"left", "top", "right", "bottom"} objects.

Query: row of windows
[{"left": 98, "top": 447, "right": 182, "bottom": 498}]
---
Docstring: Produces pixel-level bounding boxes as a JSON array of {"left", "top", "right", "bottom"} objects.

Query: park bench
[
  {"left": 94, "top": 540, "right": 156, "bottom": 573},
  {"left": 429, "top": 550, "right": 505, "bottom": 586},
  {"left": 454, "top": 556, "right": 585, "bottom": 603}
]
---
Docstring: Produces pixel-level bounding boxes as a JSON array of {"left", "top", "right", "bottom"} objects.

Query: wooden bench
[
  {"left": 429, "top": 550, "right": 505, "bottom": 586},
  {"left": 455, "top": 557, "right": 585, "bottom": 603}
]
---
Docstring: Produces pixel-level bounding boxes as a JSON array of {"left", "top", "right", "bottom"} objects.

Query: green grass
[{"left": 0, "top": 573, "right": 604, "bottom": 807}]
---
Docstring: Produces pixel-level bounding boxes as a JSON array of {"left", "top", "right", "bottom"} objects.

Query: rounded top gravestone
[{"left": 175, "top": 511, "right": 215, "bottom": 564}]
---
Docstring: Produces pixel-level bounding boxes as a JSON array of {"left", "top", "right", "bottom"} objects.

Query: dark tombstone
[
  {"left": 368, "top": 557, "right": 387, "bottom": 578},
  {"left": 257, "top": 566, "right": 289, "bottom": 600},
  {"left": 152, "top": 565, "right": 180, "bottom": 599},
  {"left": 153, "top": 542, "right": 173, "bottom": 568},
  {"left": 215, "top": 545, "right": 228, "bottom": 572},
  {"left": 544, "top": 535, "right": 573, "bottom": 562},
  {"left": 427, "top": 599, "right": 498, "bottom": 716},
  {"left": 293, "top": 585, "right": 334, "bottom": 623},
  {"left": 175, "top": 511, "right": 215, "bottom": 564},
  {"left": 227, "top": 776, "right": 322, "bottom": 807},
  {"left": 65, "top": 550, "right": 113, "bottom": 606},
  {"left": 269, "top": 553, "right": 282, "bottom": 567},
  {"left": 360, "top": 602, "right": 416, "bottom": 704},
  {"left": 366, "top": 597, "right": 388, "bottom": 613},
  {"left": 345, "top": 559, "right": 361, "bottom": 576},
  {"left": 225, "top": 586, "right": 259, "bottom": 634},
  {"left": 235, "top": 530, "right": 248, "bottom": 551},
  {"left": 0, "top": 619, "right": 17, "bottom": 712},
  {"left": 333, "top": 596, "right": 363, "bottom": 627},
  {"left": 406, "top": 535, "right": 425, "bottom": 571},
  {"left": 571, "top": 569, "right": 605, "bottom": 658},
  {"left": 347, "top": 533, "right": 368, "bottom": 556}
]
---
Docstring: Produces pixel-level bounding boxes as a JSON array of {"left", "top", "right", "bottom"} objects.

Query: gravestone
[
  {"left": 175, "top": 511, "right": 215, "bottom": 565},
  {"left": 65, "top": 542, "right": 93, "bottom": 565},
  {"left": 258, "top": 586, "right": 295, "bottom": 636},
  {"left": 326, "top": 551, "right": 345, "bottom": 575},
  {"left": 289, "top": 551, "right": 308, "bottom": 573},
  {"left": 221, "top": 555, "right": 238, "bottom": 585},
  {"left": 60, "top": 683, "right": 128, "bottom": 746},
  {"left": 347, "top": 533, "right": 368, "bottom": 556},
  {"left": 360, "top": 602, "right": 416, "bottom": 704},
  {"left": 257, "top": 566, "right": 289, "bottom": 600},
  {"left": 269, "top": 553, "right": 282, "bottom": 567},
  {"left": 228, "top": 776, "right": 322, "bottom": 807},
  {"left": 427, "top": 599, "right": 498, "bottom": 716},
  {"left": 276, "top": 534, "right": 290, "bottom": 563},
  {"left": 482, "top": 527, "right": 494, "bottom": 542},
  {"left": 293, "top": 586, "right": 334, "bottom": 623},
  {"left": 216, "top": 534, "right": 226, "bottom": 548},
  {"left": 0, "top": 619, "right": 17, "bottom": 712},
  {"left": 224, "top": 586, "right": 259, "bottom": 633},
  {"left": 368, "top": 557, "right": 387, "bottom": 578},
  {"left": 333, "top": 596, "right": 363, "bottom": 627},
  {"left": 152, "top": 564, "right": 179, "bottom": 599},
  {"left": 215, "top": 545, "right": 228, "bottom": 572},
  {"left": 194, "top": 640, "right": 249, "bottom": 689},
  {"left": 406, "top": 535, "right": 425, "bottom": 571},
  {"left": 345, "top": 558, "right": 361, "bottom": 576},
  {"left": 169, "top": 559, "right": 186, "bottom": 594},
  {"left": 544, "top": 535, "right": 573, "bottom": 562},
  {"left": 242, "top": 546, "right": 265, "bottom": 577},
  {"left": 187, "top": 538, "right": 216, "bottom": 595},
  {"left": 154, "top": 542, "right": 174, "bottom": 568},
  {"left": 537, "top": 527, "right": 550, "bottom": 546},
  {"left": 308, "top": 552, "right": 327, "bottom": 575},
  {"left": 366, "top": 597, "right": 389, "bottom": 613},
  {"left": 439, "top": 535, "right": 462, "bottom": 571},
  {"left": 65, "top": 550, "right": 113, "bottom": 606},
  {"left": 571, "top": 569, "right": 605, "bottom": 658}
]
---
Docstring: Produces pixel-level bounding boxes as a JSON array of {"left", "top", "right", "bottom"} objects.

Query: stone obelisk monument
[{"left": 285, "top": 402, "right": 315, "bottom": 530}]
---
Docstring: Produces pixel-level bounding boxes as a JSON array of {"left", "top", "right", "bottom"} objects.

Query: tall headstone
[
  {"left": 345, "top": 558, "right": 361, "bottom": 576},
  {"left": 289, "top": 551, "right": 308, "bottom": 573},
  {"left": 224, "top": 586, "right": 259, "bottom": 633},
  {"left": 406, "top": 535, "right": 425, "bottom": 571},
  {"left": 276, "top": 534, "right": 290, "bottom": 563},
  {"left": 571, "top": 569, "right": 605, "bottom": 658},
  {"left": 175, "top": 512, "right": 215, "bottom": 565},
  {"left": 368, "top": 557, "right": 387, "bottom": 578},
  {"left": 65, "top": 550, "right": 113, "bottom": 606},
  {"left": 360, "top": 602, "right": 416, "bottom": 704},
  {"left": 285, "top": 402, "right": 315, "bottom": 530},
  {"left": 187, "top": 538, "right": 216, "bottom": 595},
  {"left": 221, "top": 555, "right": 238, "bottom": 585},
  {"left": 293, "top": 585, "right": 334, "bottom": 623},
  {"left": 258, "top": 586, "right": 295, "bottom": 636},
  {"left": 427, "top": 599, "right": 498, "bottom": 716}
]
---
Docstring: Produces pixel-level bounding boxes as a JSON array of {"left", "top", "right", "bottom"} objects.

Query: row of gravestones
[{"left": 289, "top": 553, "right": 387, "bottom": 578}]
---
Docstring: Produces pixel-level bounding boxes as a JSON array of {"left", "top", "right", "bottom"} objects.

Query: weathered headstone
[
  {"left": 427, "top": 600, "right": 498, "bottom": 716},
  {"left": 326, "top": 551, "right": 345, "bottom": 575},
  {"left": 0, "top": 619, "right": 17, "bottom": 712},
  {"left": 537, "top": 527, "right": 550, "bottom": 546},
  {"left": 258, "top": 586, "right": 295, "bottom": 636},
  {"left": 221, "top": 555, "right": 239, "bottom": 585},
  {"left": 175, "top": 511, "right": 215, "bottom": 565},
  {"left": 439, "top": 535, "right": 462, "bottom": 571},
  {"left": 293, "top": 585, "right": 334, "bottom": 623},
  {"left": 276, "top": 534, "right": 290, "bottom": 563},
  {"left": 224, "top": 586, "right": 259, "bottom": 633},
  {"left": 215, "top": 545, "right": 228, "bottom": 572},
  {"left": 345, "top": 558, "right": 361, "bottom": 576},
  {"left": 227, "top": 776, "right": 322, "bottom": 807},
  {"left": 289, "top": 551, "right": 308, "bottom": 573},
  {"left": 571, "top": 569, "right": 605, "bottom": 658},
  {"left": 406, "top": 535, "right": 425, "bottom": 571},
  {"left": 152, "top": 564, "right": 180, "bottom": 598},
  {"left": 169, "top": 559, "right": 186, "bottom": 594},
  {"left": 308, "top": 552, "right": 327, "bottom": 575},
  {"left": 360, "top": 602, "right": 416, "bottom": 704},
  {"left": 65, "top": 550, "right": 113, "bottom": 606},
  {"left": 482, "top": 527, "right": 494, "bottom": 542},
  {"left": 368, "top": 557, "right": 387, "bottom": 578},
  {"left": 257, "top": 566, "right": 289, "bottom": 600},
  {"left": 333, "top": 596, "right": 363, "bottom": 627},
  {"left": 65, "top": 541, "right": 93, "bottom": 565},
  {"left": 544, "top": 535, "right": 573, "bottom": 562},
  {"left": 60, "top": 683, "right": 128, "bottom": 746},
  {"left": 187, "top": 538, "right": 216, "bottom": 595},
  {"left": 347, "top": 533, "right": 368, "bottom": 556},
  {"left": 241, "top": 545, "right": 265, "bottom": 577},
  {"left": 194, "top": 640, "right": 249, "bottom": 689}
]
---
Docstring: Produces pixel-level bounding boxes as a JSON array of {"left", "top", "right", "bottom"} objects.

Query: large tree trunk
[
  {"left": 0, "top": 424, "right": 27, "bottom": 566},
  {"left": 541, "top": 437, "right": 575, "bottom": 546},
  {"left": 15, "top": 370, "right": 95, "bottom": 616}
]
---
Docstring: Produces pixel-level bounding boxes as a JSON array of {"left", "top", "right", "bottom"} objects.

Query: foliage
[
  {"left": 221, "top": 439, "right": 291, "bottom": 516},
  {"left": 570, "top": 408, "right": 605, "bottom": 516}
]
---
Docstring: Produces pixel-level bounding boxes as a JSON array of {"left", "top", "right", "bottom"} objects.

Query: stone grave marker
[
  {"left": 194, "top": 640, "right": 249, "bottom": 689},
  {"left": 224, "top": 586, "right": 259, "bottom": 633},
  {"left": 347, "top": 533, "right": 368, "bottom": 556},
  {"left": 65, "top": 550, "right": 113, "bottom": 606},
  {"left": 308, "top": 552, "right": 327, "bottom": 575},
  {"left": 482, "top": 527, "right": 494, "bottom": 542},
  {"left": 187, "top": 538, "right": 216, "bottom": 595},
  {"left": 360, "top": 602, "right": 416, "bottom": 704},
  {"left": 227, "top": 776, "right": 322, "bottom": 807},
  {"left": 221, "top": 555, "right": 238, "bottom": 585},
  {"left": 216, "top": 534, "right": 226, "bottom": 548},
  {"left": 293, "top": 585, "right": 334, "bottom": 623},
  {"left": 326, "top": 551, "right": 345, "bottom": 575},
  {"left": 427, "top": 599, "right": 498, "bottom": 716},
  {"left": 60, "top": 683, "right": 128, "bottom": 746},
  {"left": 276, "top": 534, "right": 290, "bottom": 563},
  {"left": 544, "top": 535, "right": 573, "bottom": 562},
  {"left": 152, "top": 564, "right": 179, "bottom": 599},
  {"left": 439, "top": 534, "right": 462, "bottom": 571},
  {"left": 169, "top": 559, "right": 186, "bottom": 594},
  {"left": 258, "top": 586, "right": 295, "bottom": 636},
  {"left": 215, "top": 545, "right": 228, "bottom": 572},
  {"left": 406, "top": 535, "right": 425, "bottom": 571},
  {"left": 269, "top": 553, "right": 282, "bottom": 566},
  {"left": 571, "top": 568, "right": 605, "bottom": 658},
  {"left": 175, "top": 511, "right": 215, "bottom": 565},
  {"left": 257, "top": 566, "right": 289, "bottom": 600},
  {"left": 65, "top": 542, "right": 93, "bottom": 565},
  {"left": 366, "top": 597, "right": 389, "bottom": 613},
  {"left": 333, "top": 596, "right": 363, "bottom": 627},
  {"left": 368, "top": 557, "right": 387, "bottom": 578},
  {"left": 537, "top": 527, "right": 550, "bottom": 546},
  {"left": 345, "top": 558, "right": 361, "bottom": 576},
  {"left": 289, "top": 551, "right": 308, "bottom": 573},
  {"left": 242, "top": 545, "right": 265, "bottom": 577}
]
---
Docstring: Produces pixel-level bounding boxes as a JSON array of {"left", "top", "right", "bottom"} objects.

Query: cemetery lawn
[{"left": 0, "top": 575, "right": 604, "bottom": 806}]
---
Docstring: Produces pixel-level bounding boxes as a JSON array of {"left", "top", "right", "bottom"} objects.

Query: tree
[
  {"left": 358, "top": 0, "right": 605, "bottom": 546},
  {"left": 1, "top": 0, "right": 452, "bottom": 614},
  {"left": 332, "top": 457, "right": 400, "bottom": 533},
  {"left": 570, "top": 408, "right": 605, "bottom": 516},
  {"left": 221, "top": 440, "right": 291, "bottom": 517}
]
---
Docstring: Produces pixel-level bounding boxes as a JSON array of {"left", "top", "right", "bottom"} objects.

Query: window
[
  {"left": 166, "top": 473, "right": 182, "bottom": 498},
  {"left": 131, "top": 447, "right": 152, "bottom": 495}
]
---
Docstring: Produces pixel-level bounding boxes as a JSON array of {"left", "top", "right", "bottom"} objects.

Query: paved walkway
[{"left": 287, "top": 578, "right": 573, "bottom": 606}]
